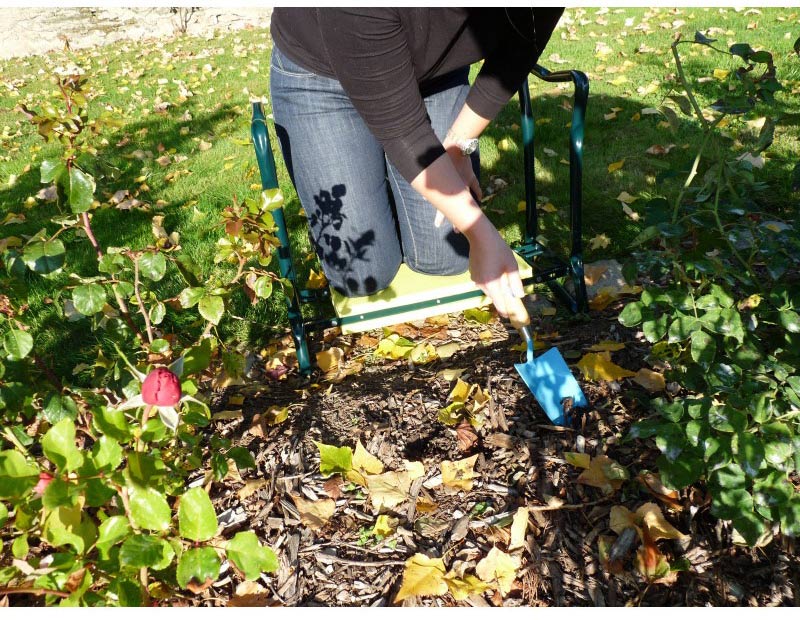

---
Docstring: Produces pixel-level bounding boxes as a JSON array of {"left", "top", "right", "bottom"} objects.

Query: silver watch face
[{"left": 461, "top": 138, "right": 479, "bottom": 156}]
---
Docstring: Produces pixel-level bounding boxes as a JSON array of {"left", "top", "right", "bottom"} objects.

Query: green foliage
[
  {"left": 621, "top": 34, "right": 800, "bottom": 546},
  {"left": 0, "top": 65, "right": 278, "bottom": 605}
]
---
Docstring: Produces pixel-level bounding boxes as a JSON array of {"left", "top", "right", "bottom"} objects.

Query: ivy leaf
[
  {"left": 226, "top": 531, "right": 279, "bottom": 580},
  {"left": 41, "top": 419, "right": 84, "bottom": 473},
  {"left": 139, "top": 252, "right": 167, "bottom": 282},
  {"left": 198, "top": 295, "right": 224, "bottom": 325},
  {"left": 315, "top": 441, "right": 352, "bottom": 477},
  {"left": 395, "top": 553, "right": 448, "bottom": 602},
  {"left": 67, "top": 167, "right": 96, "bottom": 213},
  {"left": 119, "top": 534, "right": 175, "bottom": 570},
  {"left": 178, "top": 487, "right": 218, "bottom": 541},
  {"left": 72, "top": 283, "right": 106, "bottom": 316},
  {"left": 129, "top": 484, "right": 171, "bottom": 532},
  {"left": 0, "top": 450, "right": 39, "bottom": 499},
  {"left": 3, "top": 330, "right": 34, "bottom": 361},
  {"left": 176, "top": 546, "right": 221, "bottom": 590}
]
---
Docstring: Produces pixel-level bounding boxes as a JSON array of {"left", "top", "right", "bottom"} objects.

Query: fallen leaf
[
  {"left": 713, "top": 68, "right": 730, "bottom": 80},
  {"left": 539, "top": 202, "right": 558, "bottom": 213},
  {"left": 323, "top": 475, "right": 343, "bottom": 501},
  {"left": 410, "top": 342, "right": 437, "bottom": 365},
  {"left": 576, "top": 455, "right": 629, "bottom": 494},
  {"left": 437, "top": 368, "right": 466, "bottom": 381},
  {"left": 608, "top": 159, "right": 625, "bottom": 173},
  {"left": 352, "top": 440, "right": 384, "bottom": 475},
  {"left": 616, "top": 191, "right": 638, "bottom": 204},
  {"left": 589, "top": 233, "right": 611, "bottom": 250},
  {"left": 564, "top": 452, "right": 591, "bottom": 469},
  {"left": 509, "top": 507, "right": 529, "bottom": 551},
  {"left": 637, "top": 472, "right": 681, "bottom": 509},
  {"left": 475, "top": 547, "right": 521, "bottom": 596},
  {"left": 263, "top": 405, "right": 289, "bottom": 426},
  {"left": 395, "top": 554, "right": 448, "bottom": 602},
  {"left": 588, "top": 341, "right": 626, "bottom": 352},
  {"left": 633, "top": 368, "right": 666, "bottom": 392},
  {"left": 637, "top": 502, "right": 688, "bottom": 541},
  {"left": 456, "top": 418, "right": 479, "bottom": 452},
  {"left": 646, "top": 144, "right": 676, "bottom": 155},
  {"left": 198, "top": 139, "right": 213, "bottom": 151},
  {"left": 436, "top": 342, "right": 461, "bottom": 359},
  {"left": 441, "top": 454, "right": 479, "bottom": 491},
  {"left": 315, "top": 442, "right": 353, "bottom": 477},
  {"left": 373, "top": 514, "right": 398, "bottom": 537},
  {"left": 443, "top": 572, "right": 491, "bottom": 601},
  {"left": 365, "top": 470, "right": 411, "bottom": 511},
  {"left": 290, "top": 494, "right": 336, "bottom": 532},
  {"left": 305, "top": 269, "right": 327, "bottom": 290},
  {"left": 238, "top": 479, "right": 269, "bottom": 501},
  {"left": 576, "top": 352, "right": 636, "bottom": 381},
  {"left": 404, "top": 461, "right": 425, "bottom": 480},
  {"left": 316, "top": 347, "right": 343, "bottom": 373}
]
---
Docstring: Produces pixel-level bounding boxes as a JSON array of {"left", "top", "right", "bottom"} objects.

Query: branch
[
  {"left": 132, "top": 254, "right": 155, "bottom": 344},
  {"left": 0, "top": 586, "right": 69, "bottom": 599}
]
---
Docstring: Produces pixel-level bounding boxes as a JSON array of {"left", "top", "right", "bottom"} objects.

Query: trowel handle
[{"left": 507, "top": 296, "right": 530, "bottom": 332}]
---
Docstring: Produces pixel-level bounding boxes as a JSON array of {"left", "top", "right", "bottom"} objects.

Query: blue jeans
[{"left": 269, "top": 44, "right": 479, "bottom": 297}]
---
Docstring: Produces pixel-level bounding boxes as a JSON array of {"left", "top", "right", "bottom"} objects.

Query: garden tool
[{"left": 508, "top": 297, "right": 588, "bottom": 426}]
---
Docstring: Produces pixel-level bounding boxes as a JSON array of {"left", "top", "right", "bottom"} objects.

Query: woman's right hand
[{"left": 464, "top": 214, "right": 525, "bottom": 319}]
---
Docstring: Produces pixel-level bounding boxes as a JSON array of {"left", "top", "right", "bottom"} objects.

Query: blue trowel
[{"left": 508, "top": 298, "right": 588, "bottom": 426}]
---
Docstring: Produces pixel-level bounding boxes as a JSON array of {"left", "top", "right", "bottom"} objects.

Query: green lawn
[{"left": 1, "top": 7, "right": 798, "bottom": 377}]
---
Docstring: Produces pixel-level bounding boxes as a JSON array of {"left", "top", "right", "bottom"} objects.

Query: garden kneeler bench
[{"left": 251, "top": 64, "right": 589, "bottom": 376}]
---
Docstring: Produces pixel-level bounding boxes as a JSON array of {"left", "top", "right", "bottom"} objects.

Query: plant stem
[
  {"left": 671, "top": 116, "right": 724, "bottom": 224},
  {"left": 81, "top": 212, "right": 102, "bottom": 260},
  {"left": 132, "top": 255, "right": 155, "bottom": 344},
  {"left": 671, "top": 40, "right": 708, "bottom": 128}
]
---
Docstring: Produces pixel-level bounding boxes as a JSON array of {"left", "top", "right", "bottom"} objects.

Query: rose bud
[
  {"left": 34, "top": 472, "right": 54, "bottom": 495},
  {"left": 141, "top": 367, "right": 182, "bottom": 407}
]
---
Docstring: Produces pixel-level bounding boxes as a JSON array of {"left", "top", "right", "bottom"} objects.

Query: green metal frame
[{"left": 251, "top": 64, "right": 589, "bottom": 375}]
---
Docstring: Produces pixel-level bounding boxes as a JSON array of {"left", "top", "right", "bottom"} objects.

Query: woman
[{"left": 269, "top": 8, "right": 564, "bottom": 318}]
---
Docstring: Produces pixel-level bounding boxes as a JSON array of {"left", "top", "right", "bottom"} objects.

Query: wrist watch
[{"left": 446, "top": 129, "right": 479, "bottom": 156}]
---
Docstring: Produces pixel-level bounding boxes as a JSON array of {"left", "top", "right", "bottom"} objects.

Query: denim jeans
[{"left": 269, "top": 44, "right": 478, "bottom": 297}]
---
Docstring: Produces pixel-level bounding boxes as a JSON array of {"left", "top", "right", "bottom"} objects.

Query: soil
[{"left": 187, "top": 294, "right": 798, "bottom": 607}]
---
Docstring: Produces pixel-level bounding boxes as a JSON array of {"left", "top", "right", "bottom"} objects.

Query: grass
[{"left": 1, "top": 7, "right": 798, "bottom": 378}]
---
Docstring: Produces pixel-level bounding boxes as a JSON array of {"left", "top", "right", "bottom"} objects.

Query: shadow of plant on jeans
[{"left": 308, "top": 184, "right": 379, "bottom": 297}]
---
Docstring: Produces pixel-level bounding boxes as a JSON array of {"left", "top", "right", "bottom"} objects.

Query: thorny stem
[
  {"left": 132, "top": 255, "right": 155, "bottom": 344},
  {"left": 81, "top": 212, "right": 102, "bottom": 260},
  {"left": 671, "top": 39, "right": 708, "bottom": 129}
]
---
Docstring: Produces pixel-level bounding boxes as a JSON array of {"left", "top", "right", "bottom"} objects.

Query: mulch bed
[{"left": 182, "top": 299, "right": 798, "bottom": 606}]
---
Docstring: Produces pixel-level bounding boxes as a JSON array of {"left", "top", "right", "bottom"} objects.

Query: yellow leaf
[
  {"left": 564, "top": 452, "right": 591, "bottom": 469},
  {"left": 464, "top": 307, "right": 493, "bottom": 324},
  {"left": 437, "top": 368, "right": 466, "bottom": 381},
  {"left": 609, "top": 505, "right": 639, "bottom": 535},
  {"left": 263, "top": 405, "right": 289, "bottom": 425},
  {"left": 395, "top": 554, "right": 448, "bottom": 602},
  {"left": 448, "top": 378, "right": 473, "bottom": 403},
  {"left": 589, "top": 341, "right": 626, "bottom": 352},
  {"left": 607, "top": 159, "right": 625, "bottom": 173},
  {"left": 576, "top": 352, "right": 636, "bottom": 381},
  {"left": 352, "top": 440, "right": 384, "bottom": 476},
  {"left": 443, "top": 572, "right": 490, "bottom": 601},
  {"left": 404, "top": 460, "right": 425, "bottom": 480},
  {"left": 441, "top": 454, "right": 479, "bottom": 491},
  {"left": 631, "top": 112, "right": 641, "bottom": 121},
  {"left": 316, "top": 347, "right": 343, "bottom": 373},
  {"left": 604, "top": 111, "right": 618, "bottom": 121},
  {"left": 589, "top": 233, "right": 611, "bottom": 250},
  {"left": 237, "top": 479, "right": 269, "bottom": 501},
  {"left": 633, "top": 368, "right": 666, "bottom": 392},
  {"left": 410, "top": 342, "right": 437, "bottom": 365},
  {"left": 198, "top": 139, "right": 212, "bottom": 151},
  {"left": 305, "top": 268, "right": 327, "bottom": 290},
  {"left": 637, "top": 502, "right": 689, "bottom": 541},
  {"left": 609, "top": 76, "right": 628, "bottom": 86},
  {"left": 539, "top": 202, "right": 558, "bottom": 213},
  {"left": 365, "top": 470, "right": 411, "bottom": 511},
  {"left": 436, "top": 342, "right": 461, "bottom": 359},
  {"left": 713, "top": 68, "right": 730, "bottom": 80},
  {"left": 475, "top": 547, "right": 521, "bottom": 596},
  {"left": 616, "top": 191, "right": 638, "bottom": 204},
  {"left": 509, "top": 507, "right": 529, "bottom": 551},
  {"left": 212, "top": 410, "right": 243, "bottom": 421},
  {"left": 373, "top": 514, "right": 398, "bottom": 537},
  {"left": 576, "top": 455, "right": 629, "bottom": 495},
  {"left": 290, "top": 494, "right": 336, "bottom": 532},
  {"left": 517, "top": 200, "right": 527, "bottom": 212}
]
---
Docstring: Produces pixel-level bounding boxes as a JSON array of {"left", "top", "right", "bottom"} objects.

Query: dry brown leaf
[
  {"left": 316, "top": 347, "right": 343, "bottom": 373},
  {"left": 323, "top": 475, "right": 343, "bottom": 501},
  {"left": 637, "top": 472, "right": 681, "bottom": 510},
  {"left": 589, "top": 233, "right": 611, "bottom": 250},
  {"left": 456, "top": 418, "right": 479, "bottom": 452},
  {"left": 290, "top": 494, "right": 336, "bottom": 532},
  {"left": 237, "top": 479, "right": 269, "bottom": 501},
  {"left": 637, "top": 502, "right": 688, "bottom": 541},
  {"left": 633, "top": 368, "right": 666, "bottom": 392}
]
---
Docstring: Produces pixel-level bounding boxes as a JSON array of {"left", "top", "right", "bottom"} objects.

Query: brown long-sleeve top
[{"left": 271, "top": 8, "right": 563, "bottom": 182}]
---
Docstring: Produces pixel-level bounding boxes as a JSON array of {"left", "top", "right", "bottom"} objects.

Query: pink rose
[
  {"left": 141, "top": 367, "right": 182, "bottom": 407},
  {"left": 34, "top": 472, "right": 54, "bottom": 495}
]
